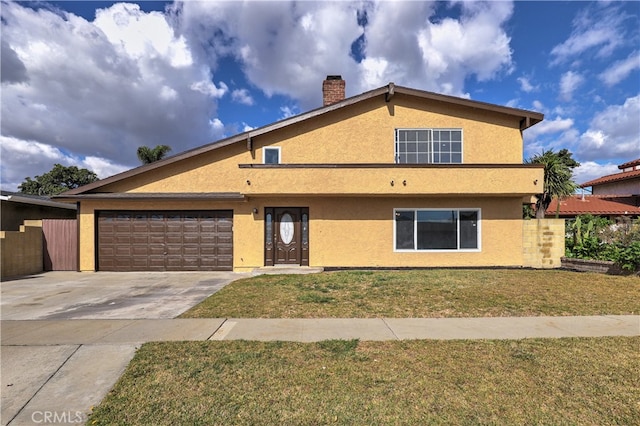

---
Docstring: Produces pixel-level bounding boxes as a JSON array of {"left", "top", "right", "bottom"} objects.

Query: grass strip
[
  {"left": 88, "top": 337, "right": 640, "bottom": 425},
  {"left": 180, "top": 269, "right": 640, "bottom": 318}
]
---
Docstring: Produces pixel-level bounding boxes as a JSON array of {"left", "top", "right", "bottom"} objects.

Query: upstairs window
[
  {"left": 395, "top": 129, "right": 463, "bottom": 164},
  {"left": 263, "top": 147, "right": 281, "bottom": 164}
]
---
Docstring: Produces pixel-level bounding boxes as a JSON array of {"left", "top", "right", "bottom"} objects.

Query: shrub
[
  {"left": 604, "top": 242, "right": 640, "bottom": 272},
  {"left": 566, "top": 215, "right": 640, "bottom": 273}
]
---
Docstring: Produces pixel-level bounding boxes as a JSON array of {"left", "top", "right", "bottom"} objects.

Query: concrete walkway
[
  {"left": 2, "top": 315, "right": 639, "bottom": 425},
  {"left": 3, "top": 315, "right": 638, "bottom": 346}
]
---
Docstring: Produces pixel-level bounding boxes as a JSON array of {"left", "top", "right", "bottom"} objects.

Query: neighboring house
[
  {"left": 546, "top": 158, "right": 640, "bottom": 219},
  {"left": 1, "top": 190, "right": 77, "bottom": 231},
  {"left": 55, "top": 76, "right": 544, "bottom": 272},
  {"left": 584, "top": 158, "right": 640, "bottom": 196}
]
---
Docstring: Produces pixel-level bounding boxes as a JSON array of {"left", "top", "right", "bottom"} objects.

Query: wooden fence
[{"left": 43, "top": 219, "right": 78, "bottom": 271}]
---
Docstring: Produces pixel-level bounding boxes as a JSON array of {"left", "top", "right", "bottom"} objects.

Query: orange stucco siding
[
  {"left": 97, "top": 94, "right": 532, "bottom": 195},
  {"left": 254, "top": 94, "right": 523, "bottom": 164},
  {"left": 308, "top": 196, "right": 524, "bottom": 269},
  {"left": 78, "top": 196, "right": 524, "bottom": 271}
]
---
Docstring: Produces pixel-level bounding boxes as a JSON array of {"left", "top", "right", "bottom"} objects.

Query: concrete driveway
[
  {"left": 1, "top": 271, "right": 247, "bottom": 425},
  {"left": 1, "top": 271, "right": 248, "bottom": 320}
]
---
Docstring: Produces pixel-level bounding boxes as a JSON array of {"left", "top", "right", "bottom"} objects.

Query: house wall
[
  {"left": 522, "top": 219, "right": 565, "bottom": 268},
  {"left": 78, "top": 197, "right": 525, "bottom": 272},
  {"left": 252, "top": 95, "right": 523, "bottom": 165},
  {"left": 0, "top": 220, "right": 43, "bottom": 278},
  {"left": 592, "top": 179, "right": 640, "bottom": 195},
  {"left": 304, "top": 196, "right": 525, "bottom": 270},
  {"left": 239, "top": 166, "right": 541, "bottom": 196}
]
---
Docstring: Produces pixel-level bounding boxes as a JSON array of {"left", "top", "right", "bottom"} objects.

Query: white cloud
[
  {"left": 523, "top": 116, "right": 580, "bottom": 161},
  {"left": 94, "top": 3, "right": 193, "bottom": 67},
  {"left": 550, "top": 4, "right": 627, "bottom": 65},
  {"left": 364, "top": 0, "right": 514, "bottom": 96},
  {"left": 580, "top": 130, "right": 607, "bottom": 150},
  {"left": 526, "top": 117, "right": 574, "bottom": 139},
  {"left": 517, "top": 76, "right": 538, "bottom": 93},
  {"left": 191, "top": 80, "right": 228, "bottom": 98},
  {"left": 0, "top": 136, "right": 127, "bottom": 191},
  {"left": 1, "top": 2, "right": 226, "bottom": 190},
  {"left": 532, "top": 100, "right": 544, "bottom": 112},
  {"left": 0, "top": 39, "right": 29, "bottom": 83},
  {"left": 572, "top": 161, "right": 620, "bottom": 186},
  {"left": 279, "top": 106, "right": 298, "bottom": 119},
  {"left": 577, "top": 95, "right": 640, "bottom": 161},
  {"left": 559, "top": 71, "right": 584, "bottom": 102},
  {"left": 172, "top": 1, "right": 363, "bottom": 109},
  {"left": 360, "top": 57, "right": 394, "bottom": 89},
  {"left": 80, "top": 156, "right": 129, "bottom": 180},
  {"left": 599, "top": 51, "right": 640, "bottom": 87},
  {"left": 160, "top": 85, "right": 178, "bottom": 101},
  {"left": 210, "top": 118, "right": 225, "bottom": 133},
  {"left": 231, "top": 89, "right": 254, "bottom": 106},
  {"left": 173, "top": 0, "right": 515, "bottom": 106}
]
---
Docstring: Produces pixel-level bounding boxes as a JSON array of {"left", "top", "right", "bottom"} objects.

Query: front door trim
[{"left": 264, "top": 207, "right": 309, "bottom": 266}]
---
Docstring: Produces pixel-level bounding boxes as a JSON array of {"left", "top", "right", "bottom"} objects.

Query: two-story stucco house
[{"left": 56, "top": 76, "right": 544, "bottom": 272}]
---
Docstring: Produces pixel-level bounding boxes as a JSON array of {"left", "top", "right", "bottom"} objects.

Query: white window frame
[
  {"left": 394, "top": 128, "right": 463, "bottom": 164},
  {"left": 263, "top": 146, "right": 281, "bottom": 164},
  {"left": 393, "top": 208, "right": 481, "bottom": 252}
]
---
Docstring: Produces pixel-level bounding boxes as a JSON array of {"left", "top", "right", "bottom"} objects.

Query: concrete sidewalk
[
  {"left": 3, "top": 315, "right": 639, "bottom": 345},
  {"left": 2, "top": 315, "right": 639, "bottom": 425}
]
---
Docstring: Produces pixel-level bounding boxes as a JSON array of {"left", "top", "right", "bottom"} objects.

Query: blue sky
[{"left": 1, "top": 0, "right": 639, "bottom": 191}]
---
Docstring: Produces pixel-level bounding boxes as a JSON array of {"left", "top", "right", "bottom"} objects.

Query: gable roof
[
  {"left": 547, "top": 195, "right": 640, "bottom": 216},
  {"left": 57, "top": 83, "right": 544, "bottom": 197},
  {"left": 580, "top": 169, "right": 640, "bottom": 188}
]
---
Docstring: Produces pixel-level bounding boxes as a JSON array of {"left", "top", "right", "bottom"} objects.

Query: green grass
[
  {"left": 180, "top": 269, "right": 640, "bottom": 318},
  {"left": 88, "top": 337, "right": 640, "bottom": 425}
]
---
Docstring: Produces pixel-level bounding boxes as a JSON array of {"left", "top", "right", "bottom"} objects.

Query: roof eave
[
  {"left": 53, "top": 192, "right": 247, "bottom": 202},
  {"left": 1, "top": 193, "right": 77, "bottom": 209},
  {"left": 580, "top": 170, "right": 640, "bottom": 187}
]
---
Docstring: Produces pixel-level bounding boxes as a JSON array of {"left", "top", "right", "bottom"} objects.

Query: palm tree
[
  {"left": 527, "top": 149, "right": 579, "bottom": 218},
  {"left": 137, "top": 145, "right": 172, "bottom": 164}
]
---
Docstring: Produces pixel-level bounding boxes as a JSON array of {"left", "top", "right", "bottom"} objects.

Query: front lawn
[
  {"left": 89, "top": 337, "right": 640, "bottom": 425},
  {"left": 180, "top": 269, "right": 640, "bottom": 318}
]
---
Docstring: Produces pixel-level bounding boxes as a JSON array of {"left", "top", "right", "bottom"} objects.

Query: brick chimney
[{"left": 322, "top": 75, "right": 345, "bottom": 106}]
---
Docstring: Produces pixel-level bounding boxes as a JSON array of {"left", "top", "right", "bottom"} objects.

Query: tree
[
  {"left": 18, "top": 164, "right": 99, "bottom": 196},
  {"left": 526, "top": 149, "right": 580, "bottom": 218},
  {"left": 137, "top": 145, "right": 172, "bottom": 164}
]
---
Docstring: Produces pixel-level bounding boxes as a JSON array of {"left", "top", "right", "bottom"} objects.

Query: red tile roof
[
  {"left": 618, "top": 158, "right": 640, "bottom": 170},
  {"left": 546, "top": 195, "right": 640, "bottom": 216},
  {"left": 580, "top": 168, "right": 640, "bottom": 188}
]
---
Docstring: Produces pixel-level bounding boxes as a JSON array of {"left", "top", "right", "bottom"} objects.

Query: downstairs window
[{"left": 394, "top": 209, "right": 480, "bottom": 251}]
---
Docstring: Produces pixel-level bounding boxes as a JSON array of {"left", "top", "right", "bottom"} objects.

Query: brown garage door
[{"left": 97, "top": 211, "right": 233, "bottom": 271}]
